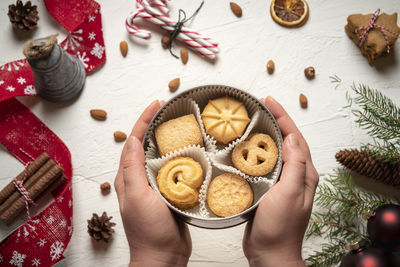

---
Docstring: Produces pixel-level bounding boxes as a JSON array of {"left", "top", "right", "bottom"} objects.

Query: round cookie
[
  {"left": 232, "top": 133, "right": 278, "bottom": 176},
  {"left": 157, "top": 157, "right": 203, "bottom": 210},
  {"left": 201, "top": 96, "right": 250, "bottom": 144},
  {"left": 207, "top": 173, "right": 253, "bottom": 217}
]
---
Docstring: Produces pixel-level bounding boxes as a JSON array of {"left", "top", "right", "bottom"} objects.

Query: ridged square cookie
[{"left": 155, "top": 114, "right": 204, "bottom": 156}]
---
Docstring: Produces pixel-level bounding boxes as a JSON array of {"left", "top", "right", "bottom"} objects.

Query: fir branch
[
  {"left": 329, "top": 75, "right": 342, "bottom": 90},
  {"left": 308, "top": 219, "right": 363, "bottom": 237},
  {"left": 305, "top": 241, "right": 348, "bottom": 267},
  {"left": 363, "top": 142, "right": 400, "bottom": 164},
  {"left": 349, "top": 83, "right": 400, "bottom": 144}
]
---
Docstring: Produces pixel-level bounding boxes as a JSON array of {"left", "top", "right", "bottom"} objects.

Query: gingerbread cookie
[
  {"left": 155, "top": 114, "right": 203, "bottom": 156},
  {"left": 232, "top": 133, "right": 278, "bottom": 176},
  {"left": 201, "top": 96, "right": 250, "bottom": 145},
  {"left": 157, "top": 157, "right": 203, "bottom": 210},
  {"left": 207, "top": 173, "right": 253, "bottom": 217}
]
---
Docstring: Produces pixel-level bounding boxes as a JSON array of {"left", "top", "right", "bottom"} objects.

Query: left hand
[{"left": 114, "top": 100, "right": 192, "bottom": 267}]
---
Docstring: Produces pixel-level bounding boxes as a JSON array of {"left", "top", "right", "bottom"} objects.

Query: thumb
[
  {"left": 123, "top": 136, "right": 148, "bottom": 195},
  {"left": 279, "top": 134, "right": 307, "bottom": 191}
]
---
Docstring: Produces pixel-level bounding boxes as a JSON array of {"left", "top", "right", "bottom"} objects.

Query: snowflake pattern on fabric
[
  {"left": 88, "top": 15, "right": 95, "bottom": 22},
  {"left": 0, "top": 60, "right": 25, "bottom": 72},
  {"left": 24, "top": 85, "right": 36, "bottom": 95},
  {"left": 31, "top": 258, "right": 40, "bottom": 266},
  {"left": 0, "top": 254, "right": 3, "bottom": 262},
  {"left": 9, "top": 251, "right": 26, "bottom": 267},
  {"left": 59, "top": 220, "right": 67, "bottom": 228},
  {"left": 77, "top": 51, "right": 89, "bottom": 68},
  {"left": 88, "top": 32, "right": 96, "bottom": 40},
  {"left": 0, "top": 80, "right": 4, "bottom": 86},
  {"left": 46, "top": 216, "right": 55, "bottom": 224},
  {"left": 17, "top": 77, "right": 26, "bottom": 85},
  {"left": 50, "top": 241, "right": 64, "bottom": 261},
  {"left": 6, "top": 86, "right": 15, "bottom": 92},
  {"left": 90, "top": 43, "right": 105, "bottom": 59},
  {"left": 63, "top": 29, "right": 83, "bottom": 51},
  {"left": 37, "top": 239, "right": 47, "bottom": 247},
  {"left": 15, "top": 219, "right": 39, "bottom": 243}
]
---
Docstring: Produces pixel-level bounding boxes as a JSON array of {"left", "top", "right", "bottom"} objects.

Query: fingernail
[
  {"left": 287, "top": 134, "right": 299, "bottom": 146},
  {"left": 267, "top": 96, "right": 277, "bottom": 103},
  {"left": 160, "top": 100, "right": 165, "bottom": 106},
  {"left": 127, "top": 136, "right": 140, "bottom": 151}
]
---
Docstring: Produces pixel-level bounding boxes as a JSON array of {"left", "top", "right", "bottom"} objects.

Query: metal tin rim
[{"left": 142, "top": 85, "right": 284, "bottom": 229}]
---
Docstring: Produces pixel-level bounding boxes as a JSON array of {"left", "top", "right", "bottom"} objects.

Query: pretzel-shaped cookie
[
  {"left": 157, "top": 157, "right": 203, "bottom": 210},
  {"left": 232, "top": 133, "right": 278, "bottom": 176}
]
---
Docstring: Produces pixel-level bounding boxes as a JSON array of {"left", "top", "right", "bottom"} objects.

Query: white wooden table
[{"left": 1, "top": 0, "right": 400, "bottom": 266}]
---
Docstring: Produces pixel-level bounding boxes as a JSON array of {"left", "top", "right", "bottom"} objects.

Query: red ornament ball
[
  {"left": 340, "top": 246, "right": 398, "bottom": 267},
  {"left": 367, "top": 204, "right": 400, "bottom": 249}
]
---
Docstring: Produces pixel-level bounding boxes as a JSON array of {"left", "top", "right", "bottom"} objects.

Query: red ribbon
[{"left": 0, "top": 0, "right": 105, "bottom": 265}]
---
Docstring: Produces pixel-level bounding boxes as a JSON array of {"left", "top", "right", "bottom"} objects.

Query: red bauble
[
  {"left": 367, "top": 204, "right": 400, "bottom": 249},
  {"left": 340, "top": 246, "right": 398, "bottom": 267}
]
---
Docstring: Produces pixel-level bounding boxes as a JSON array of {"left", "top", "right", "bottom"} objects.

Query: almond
[
  {"left": 100, "top": 182, "right": 111, "bottom": 194},
  {"left": 114, "top": 131, "right": 127, "bottom": 142},
  {"left": 230, "top": 2, "right": 242, "bottom": 17},
  {"left": 180, "top": 49, "right": 188, "bottom": 64},
  {"left": 304, "top": 66, "right": 315, "bottom": 80},
  {"left": 120, "top": 41, "right": 128, "bottom": 57},
  {"left": 168, "top": 78, "right": 180, "bottom": 92},
  {"left": 299, "top": 93, "right": 308, "bottom": 109},
  {"left": 161, "top": 35, "right": 171, "bottom": 48},
  {"left": 90, "top": 109, "right": 107, "bottom": 120},
  {"left": 267, "top": 59, "right": 275, "bottom": 74}
]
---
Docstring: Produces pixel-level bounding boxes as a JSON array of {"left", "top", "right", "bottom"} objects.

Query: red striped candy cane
[{"left": 126, "top": 0, "right": 219, "bottom": 59}]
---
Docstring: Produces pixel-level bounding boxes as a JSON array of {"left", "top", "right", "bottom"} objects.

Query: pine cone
[
  {"left": 8, "top": 0, "right": 39, "bottom": 31},
  {"left": 87, "top": 212, "right": 116, "bottom": 242},
  {"left": 336, "top": 149, "right": 400, "bottom": 187}
]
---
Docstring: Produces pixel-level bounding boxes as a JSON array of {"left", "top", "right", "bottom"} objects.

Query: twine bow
[
  {"left": 167, "top": 1, "right": 204, "bottom": 58},
  {"left": 355, "top": 9, "right": 399, "bottom": 53}
]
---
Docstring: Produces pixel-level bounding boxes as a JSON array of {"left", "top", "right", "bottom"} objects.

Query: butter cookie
[
  {"left": 232, "top": 133, "right": 278, "bottom": 176},
  {"left": 155, "top": 114, "right": 203, "bottom": 156},
  {"left": 157, "top": 157, "right": 203, "bottom": 210},
  {"left": 207, "top": 173, "right": 253, "bottom": 217},
  {"left": 201, "top": 96, "right": 250, "bottom": 145}
]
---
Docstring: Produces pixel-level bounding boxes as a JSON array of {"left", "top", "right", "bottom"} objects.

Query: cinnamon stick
[
  {"left": 0, "top": 164, "right": 64, "bottom": 225},
  {"left": 0, "top": 152, "right": 50, "bottom": 204},
  {"left": 0, "top": 159, "right": 55, "bottom": 216}
]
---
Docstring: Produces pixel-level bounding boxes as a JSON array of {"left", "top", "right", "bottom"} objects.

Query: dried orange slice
[{"left": 270, "top": 0, "right": 309, "bottom": 27}]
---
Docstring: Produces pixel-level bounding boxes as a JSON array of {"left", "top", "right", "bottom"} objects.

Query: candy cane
[{"left": 126, "top": 0, "right": 219, "bottom": 59}]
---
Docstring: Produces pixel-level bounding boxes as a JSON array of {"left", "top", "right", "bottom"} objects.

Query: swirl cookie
[
  {"left": 232, "top": 133, "right": 278, "bottom": 176},
  {"left": 201, "top": 96, "right": 250, "bottom": 145},
  {"left": 155, "top": 114, "right": 203, "bottom": 156},
  {"left": 157, "top": 157, "right": 203, "bottom": 210},
  {"left": 207, "top": 173, "right": 253, "bottom": 217}
]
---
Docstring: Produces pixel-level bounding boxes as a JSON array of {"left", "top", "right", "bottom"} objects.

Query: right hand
[{"left": 242, "top": 96, "right": 319, "bottom": 267}]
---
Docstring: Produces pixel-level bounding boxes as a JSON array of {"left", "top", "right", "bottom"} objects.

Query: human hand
[
  {"left": 242, "top": 97, "right": 319, "bottom": 267},
  {"left": 114, "top": 100, "right": 192, "bottom": 267}
]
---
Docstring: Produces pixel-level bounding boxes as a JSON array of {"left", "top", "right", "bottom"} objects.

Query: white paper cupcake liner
[
  {"left": 144, "top": 85, "right": 283, "bottom": 219},
  {"left": 145, "top": 145, "right": 212, "bottom": 218}
]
